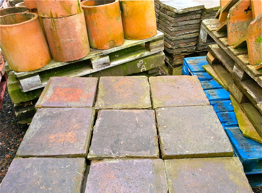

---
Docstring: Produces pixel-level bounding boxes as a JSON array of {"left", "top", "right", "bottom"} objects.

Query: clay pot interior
[
  {"left": 0, "top": 7, "right": 28, "bottom": 16},
  {"left": 0, "top": 12, "right": 35, "bottom": 25},
  {"left": 82, "top": 0, "right": 115, "bottom": 6}
]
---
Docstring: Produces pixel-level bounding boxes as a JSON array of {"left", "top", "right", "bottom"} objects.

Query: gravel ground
[
  {"left": 0, "top": 89, "right": 262, "bottom": 192},
  {"left": 0, "top": 90, "right": 28, "bottom": 183}
]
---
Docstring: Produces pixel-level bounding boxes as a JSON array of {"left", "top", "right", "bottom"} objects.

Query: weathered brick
[
  {"left": 17, "top": 108, "right": 95, "bottom": 157},
  {"left": 88, "top": 110, "right": 159, "bottom": 159},
  {"left": 0, "top": 158, "right": 86, "bottom": 193},
  {"left": 85, "top": 159, "right": 167, "bottom": 193},
  {"left": 36, "top": 77, "right": 98, "bottom": 108},
  {"left": 95, "top": 76, "right": 151, "bottom": 109},
  {"left": 149, "top": 76, "right": 209, "bottom": 108},
  {"left": 156, "top": 106, "right": 233, "bottom": 158},
  {"left": 165, "top": 158, "right": 253, "bottom": 193}
]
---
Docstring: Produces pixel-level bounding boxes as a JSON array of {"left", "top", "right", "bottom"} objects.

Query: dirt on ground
[{"left": 0, "top": 89, "right": 262, "bottom": 193}]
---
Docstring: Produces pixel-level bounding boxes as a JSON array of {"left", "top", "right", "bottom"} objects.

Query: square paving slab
[
  {"left": 17, "top": 108, "right": 95, "bottom": 157},
  {"left": 85, "top": 159, "right": 167, "bottom": 193},
  {"left": 165, "top": 158, "right": 253, "bottom": 193},
  {"left": 149, "top": 76, "right": 209, "bottom": 108},
  {"left": 95, "top": 76, "right": 151, "bottom": 109},
  {"left": 0, "top": 158, "right": 86, "bottom": 193},
  {"left": 36, "top": 77, "right": 98, "bottom": 108},
  {"left": 156, "top": 105, "right": 233, "bottom": 158},
  {"left": 88, "top": 110, "right": 159, "bottom": 159}
]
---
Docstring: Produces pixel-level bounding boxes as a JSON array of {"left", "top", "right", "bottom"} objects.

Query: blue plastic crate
[
  {"left": 217, "top": 112, "right": 238, "bottom": 127},
  {"left": 225, "top": 128, "right": 262, "bottom": 173},
  {"left": 200, "top": 80, "right": 223, "bottom": 90},
  {"left": 182, "top": 63, "right": 190, "bottom": 75},
  {"left": 184, "top": 56, "right": 208, "bottom": 73},
  {"left": 210, "top": 100, "right": 234, "bottom": 113},
  {"left": 192, "top": 72, "right": 213, "bottom": 81},
  {"left": 204, "top": 89, "right": 230, "bottom": 101}
]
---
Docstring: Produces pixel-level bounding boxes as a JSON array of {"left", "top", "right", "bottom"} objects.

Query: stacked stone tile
[
  {"left": 154, "top": 0, "right": 220, "bottom": 74},
  {"left": 0, "top": 76, "right": 253, "bottom": 192},
  {"left": 155, "top": 0, "right": 204, "bottom": 73}
]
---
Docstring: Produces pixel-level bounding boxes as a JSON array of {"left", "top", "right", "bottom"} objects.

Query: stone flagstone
[
  {"left": 17, "top": 108, "right": 95, "bottom": 157},
  {"left": 95, "top": 76, "right": 151, "bottom": 109},
  {"left": 88, "top": 110, "right": 159, "bottom": 159},
  {"left": 85, "top": 159, "right": 167, "bottom": 193},
  {"left": 165, "top": 157, "right": 253, "bottom": 193},
  {"left": 0, "top": 158, "right": 86, "bottom": 193},
  {"left": 36, "top": 77, "right": 98, "bottom": 108},
  {"left": 149, "top": 76, "right": 210, "bottom": 108},
  {"left": 156, "top": 105, "right": 233, "bottom": 158}
]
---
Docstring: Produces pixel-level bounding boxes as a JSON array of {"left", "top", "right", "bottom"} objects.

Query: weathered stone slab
[
  {"left": 158, "top": 0, "right": 204, "bottom": 14},
  {"left": 95, "top": 76, "right": 151, "bottom": 109},
  {"left": 149, "top": 76, "right": 209, "bottom": 108},
  {"left": 88, "top": 110, "right": 159, "bottom": 159},
  {"left": 165, "top": 157, "right": 253, "bottom": 193},
  {"left": 159, "top": 11, "right": 201, "bottom": 23},
  {"left": 85, "top": 159, "right": 167, "bottom": 193},
  {"left": 17, "top": 108, "right": 95, "bottom": 157},
  {"left": 36, "top": 77, "right": 98, "bottom": 108},
  {"left": 0, "top": 158, "right": 86, "bottom": 193},
  {"left": 164, "top": 40, "right": 197, "bottom": 49},
  {"left": 156, "top": 106, "right": 233, "bottom": 158}
]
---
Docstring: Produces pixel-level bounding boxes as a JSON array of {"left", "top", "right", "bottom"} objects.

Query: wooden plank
[
  {"left": 210, "top": 63, "right": 249, "bottom": 104},
  {"left": 230, "top": 95, "right": 262, "bottom": 143}
]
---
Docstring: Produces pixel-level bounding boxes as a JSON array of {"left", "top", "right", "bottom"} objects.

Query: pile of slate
[
  {"left": 155, "top": 0, "right": 204, "bottom": 71},
  {"left": 154, "top": 0, "right": 220, "bottom": 72}
]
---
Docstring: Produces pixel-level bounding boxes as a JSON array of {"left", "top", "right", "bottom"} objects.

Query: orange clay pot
[
  {"left": 0, "top": 7, "right": 28, "bottom": 17},
  {"left": 43, "top": 12, "right": 90, "bottom": 62},
  {"left": 36, "top": 0, "right": 82, "bottom": 18},
  {"left": 0, "top": 13, "right": 51, "bottom": 72},
  {"left": 120, "top": 0, "right": 157, "bottom": 40},
  {"left": 24, "top": 0, "right": 37, "bottom": 9},
  {"left": 81, "top": 0, "right": 124, "bottom": 50}
]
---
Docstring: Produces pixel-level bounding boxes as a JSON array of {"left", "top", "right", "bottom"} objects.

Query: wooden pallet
[
  {"left": 201, "top": 19, "right": 262, "bottom": 87},
  {"left": 8, "top": 31, "right": 164, "bottom": 93},
  {"left": 207, "top": 45, "right": 262, "bottom": 114}
]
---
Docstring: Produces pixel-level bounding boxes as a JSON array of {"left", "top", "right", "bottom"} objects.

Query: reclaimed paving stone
[
  {"left": 156, "top": 105, "right": 233, "bottom": 158},
  {"left": 85, "top": 159, "right": 167, "bottom": 193},
  {"left": 88, "top": 110, "right": 159, "bottom": 159},
  {"left": 95, "top": 76, "right": 151, "bottom": 109},
  {"left": 165, "top": 157, "right": 253, "bottom": 193},
  {"left": 17, "top": 108, "right": 95, "bottom": 157},
  {"left": 0, "top": 158, "right": 86, "bottom": 193},
  {"left": 150, "top": 76, "right": 209, "bottom": 108},
  {"left": 36, "top": 77, "right": 98, "bottom": 108}
]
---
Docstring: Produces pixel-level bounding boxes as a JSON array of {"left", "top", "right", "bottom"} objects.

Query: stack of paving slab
[
  {"left": 154, "top": 0, "right": 219, "bottom": 74},
  {"left": 5, "top": 32, "right": 165, "bottom": 124},
  {"left": 0, "top": 76, "right": 254, "bottom": 192}
]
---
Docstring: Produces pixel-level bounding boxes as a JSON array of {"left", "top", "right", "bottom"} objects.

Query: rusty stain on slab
[
  {"left": 88, "top": 110, "right": 159, "bottom": 159},
  {"left": 17, "top": 108, "right": 95, "bottom": 157},
  {"left": 149, "top": 76, "right": 210, "bottom": 108},
  {"left": 36, "top": 77, "right": 98, "bottom": 108},
  {"left": 0, "top": 158, "right": 86, "bottom": 193},
  {"left": 95, "top": 76, "right": 151, "bottom": 109},
  {"left": 156, "top": 106, "right": 233, "bottom": 158},
  {"left": 165, "top": 157, "right": 253, "bottom": 193},
  {"left": 85, "top": 159, "right": 167, "bottom": 193}
]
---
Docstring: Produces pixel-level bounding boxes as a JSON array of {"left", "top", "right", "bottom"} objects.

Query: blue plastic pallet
[
  {"left": 182, "top": 62, "right": 190, "bottom": 75},
  {"left": 200, "top": 80, "right": 223, "bottom": 90},
  {"left": 184, "top": 56, "right": 209, "bottom": 73},
  {"left": 192, "top": 72, "right": 213, "bottom": 81},
  {"left": 217, "top": 112, "right": 238, "bottom": 127},
  {"left": 210, "top": 100, "right": 234, "bottom": 113},
  {"left": 225, "top": 128, "right": 262, "bottom": 173},
  {"left": 204, "top": 89, "right": 230, "bottom": 101}
]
